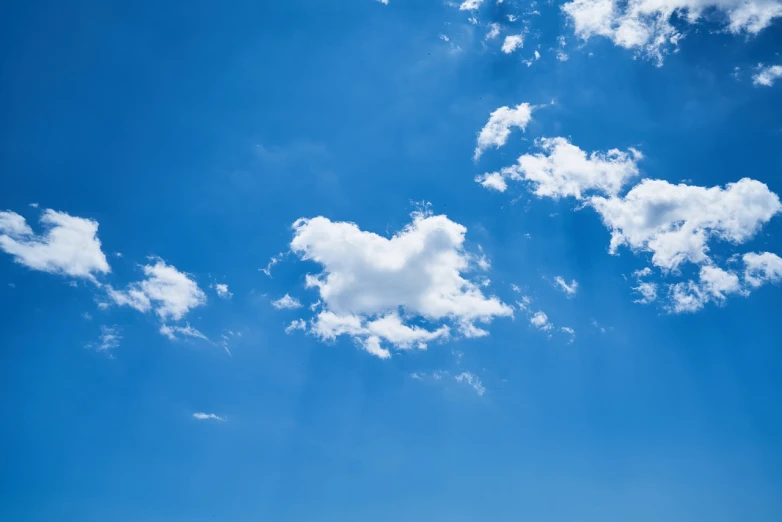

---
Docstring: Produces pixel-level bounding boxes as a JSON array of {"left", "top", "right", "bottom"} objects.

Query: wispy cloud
[{"left": 193, "top": 412, "right": 225, "bottom": 422}]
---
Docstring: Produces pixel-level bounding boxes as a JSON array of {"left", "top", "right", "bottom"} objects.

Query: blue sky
[{"left": 2, "top": 0, "right": 782, "bottom": 520}]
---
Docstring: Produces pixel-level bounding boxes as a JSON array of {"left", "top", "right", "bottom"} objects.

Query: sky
[{"left": 1, "top": 0, "right": 782, "bottom": 521}]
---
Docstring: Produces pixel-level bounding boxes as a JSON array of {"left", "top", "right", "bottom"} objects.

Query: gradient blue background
[{"left": 2, "top": 1, "right": 782, "bottom": 520}]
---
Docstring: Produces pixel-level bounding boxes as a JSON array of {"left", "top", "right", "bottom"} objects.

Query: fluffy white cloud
[
  {"left": 554, "top": 276, "right": 579, "bottom": 297},
  {"left": 590, "top": 178, "right": 781, "bottom": 271},
  {"left": 212, "top": 283, "right": 232, "bottom": 299},
  {"left": 633, "top": 281, "right": 658, "bottom": 304},
  {"left": 159, "top": 323, "right": 208, "bottom": 341},
  {"left": 563, "top": 0, "right": 782, "bottom": 64},
  {"left": 501, "top": 34, "right": 524, "bottom": 53},
  {"left": 743, "top": 251, "right": 782, "bottom": 287},
  {"left": 474, "top": 103, "right": 535, "bottom": 160},
  {"left": 753, "top": 64, "right": 782, "bottom": 86},
  {"left": 667, "top": 265, "right": 744, "bottom": 313},
  {"left": 478, "top": 137, "right": 641, "bottom": 199},
  {"left": 459, "top": 0, "right": 484, "bottom": 10},
  {"left": 289, "top": 211, "right": 512, "bottom": 358},
  {"left": 272, "top": 294, "right": 303, "bottom": 309},
  {"left": 108, "top": 259, "right": 207, "bottom": 321},
  {"left": 193, "top": 412, "right": 225, "bottom": 421},
  {"left": 485, "top": 22, "right": 501, "bottom": 40},
  {"left": 0, "top": 209, "right": 110, "bottom": 281},
  {"left": 530, "top": 311, "right": 553, "bottom": 331},
  {"left": 285, "top": 318, "right": 307, "bottom": 334}
]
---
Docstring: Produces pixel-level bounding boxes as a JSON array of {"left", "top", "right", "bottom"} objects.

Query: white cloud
[
  {"left": 0, "top": 209, "right": 110, "bottom": 281},
  {"left": 455, "top": 372, "right": 486, "bottom": 396},
  {"left": 192, "top": 412, "right": 225, "bottom": 421},
  {"left": 29, "top": 203, "right": 39, "bottom": 208},
  {"left": 377, "top": 0, "right": 389, "bottom": 4},
  {"left": 560, "top": 326, "right": 576, "bottom": 343},
  {"left": 439, "top": 34, "right": 450, "bottom": 42},
  {"left": 475, "top": 171, "right": 509, "bottom": 191},
  {"left": 289, "top": 211, "right": 512, "bottom": 358},
  {"left": 485, "top": 22, "right": 501, "bottom": 40},
  {"left": 159, "top": 323, "right": 208, "bottom": 341},
  {"left": 753, "top": 64, "right": 782, "bottom": 86},
  {"left": 501, "top": 34, "right": 524, "bottom": 53},
  {"left": 590, "top": 178, "right": 781, "bottom": 271},
  {"left": 554, "top": 276, "right": 579, "bottom": 297},
  {"left": 633, "top": 281, "right": 658, "bottom": 304},
  {"left": 212, "top": 283, "right": 232, "bottom": 299},
  {"left": 272, "top": 293, "right": 303, "bottom": 310},
  {"left": 474, "top": 103, "right": 535, "bottom": 160},
  {"left": 562, "top": 0, "right": 782, "bottom": 64},
  {"left": 91, "top": 325, "right": 121, "bottom": 353},
  {"left": 108, "top": 259, "right": 207, "bottom": 321},
  {"left": 285, "top": 318, "right": 307, "bottom": 334},
  {"left": 459, "top": 0, "right": 484, "bottom": 10},
  {"left": 480, "top": 137, "right": 641, "bottom": 199},
  {"left": 743, "top": 251, "right": 782, "bottom": 287},
  {"left": 667, "top": 265, "right": 744, "bottom": 313},
  {"left": 260, "top": 252, "right": 284, "bottom": 277},
  {"left": 530, "top": 311, "right": 553, "bottom": 331}
]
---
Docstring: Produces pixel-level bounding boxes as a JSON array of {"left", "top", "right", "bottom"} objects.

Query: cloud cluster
[
  {"left": 0, "top": 209, "right": 110, "bottom": 281},
  {"left": 563, "top": 0, "right": 782, "bottom": 64},
  {"left": 753, "top": 64, "right": 782, "bottom": 86},
  {"left": 288, "top": 211, "right": 512, "bottom": 358}
]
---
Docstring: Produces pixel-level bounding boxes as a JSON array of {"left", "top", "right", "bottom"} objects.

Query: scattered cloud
[
  {"left": 454, "top": 372, "right": 486, "bottom": 396},
  {"left": 108, "top": 259, "right": 207, "bottom": 321},
  {"left": 288, "top": 210, "right": 512, "bottom": 358},
  {"left": 285, "top": 318, "right": 307, "bottom": 334},
  {"left": 530, "top": 311, "right": 553, "bottom": 331},
  {"left": 89, "top": 325, "right": 121, "bottom": 354},
  {"left": 411, "top": 370, "right": 486, "bottom": 396},
  {"left": 485, "top": 22, "right": 501, "bottom": 40},
  {"left": 743, "top": 251, "right": 782, "bottom": 288},
  {"left": 553, "top": 276, "right": 579, "bottom": 297},
  {"left": 192, "top": 412, "right": 225, "bottom": 422},
  {"left": 501, "top": 34, "right": 524, "bottom": 54},
  {"left": 560, "top": 326, "right": 576, "bottom": 343},
  {"left": 590, "top": 178, "right": 781, "bottom": 271},
  {"left": 478, "top": 137, "right": 641, "bottom": 199},
  {"left": 753, "top": 64, "right": 782, "bottom": 86},
  {"left": 159, "top": 323, "right": 208, "bottom": 341},
  {"left": 459, "top": 0, "right": 484, "bottom": 10},
  {"left": 260, "top": 252, "right": 285, "bottom": 277},
  {"left": 474, "top": 103, "right": 535, "bottom": 160},
  {"left": 212, "top": 283, "right": 232, "bottom": 299},
  {"left": 563, "top": 0, "right": 782, "bottom": 65},
  {"left": 0, "top": 209, "right": 110, "bottom": 282},
  {"left": 29, "top": 203, "right": 39, "bottom": 208},
  {"left": 272, "top": 294, "right": 303, "bottom": 310}
]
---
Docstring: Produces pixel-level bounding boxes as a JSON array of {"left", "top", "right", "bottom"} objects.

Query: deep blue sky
[{"left": 2, "top": 1, "right": 782, "bottom": 521}]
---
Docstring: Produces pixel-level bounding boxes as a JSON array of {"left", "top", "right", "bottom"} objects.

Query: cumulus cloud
[
  {"left": 474, "top": 103, "right": 535, "bottom": 160},
  {"left": 529, "top": 311, "right": 553, "bottom": 331},
  {"left": 485, "top": 22, "right": 501, "bottom": 40},
  {"left": 272, "top": 294, "right": 303, "bottom": 310},
  {"left": 667, "top": 265, "right": 744, "bottom": 313},
  {"left": 212, "top": 283, "right": 232, "bottom": 299},
  {"left": 285, "top": 318, "right": 307, "bottom": 334},
  {"left": 459, "top": 0, "right": 484, "bottom": 10},
  {"left": 90, "top": 325, "right": 121, "bottom": 354},
  {"left": 501, "top": 34, "right": 524, "bottom": 53},
  {"left": 554, "top": 276, "right": 579, "bottom": 297},
  {"left": 753, "top": 64, "right": 782, "bottom": 86},
  {"left": 193, "top": 412, "right": 225, "bottom": 421},
  {"left": 590, "top": 178, "right": 781, "bottom": 271},
  {"left": 563, "top": 0, "right": 782, "bottom": 64},
  {"left": 108, "top": 259, "right": 207, "bottom": 321},
  {"left": 633, "top": 281, "right": 658, "bottom": 304},
  {"left": 0, "top": 209, "right": 110, "bottom": 281},
  {"left": 478, "top": 137, "right": 641, "bottom": 199},
  {"left": 743, "top": 251, "right": 782, "bottom": 287},
  {"left": 289, "top": 210, "right": 512, "bottom": 358}
]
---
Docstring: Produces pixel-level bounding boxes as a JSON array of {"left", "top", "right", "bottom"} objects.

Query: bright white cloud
[
  {"left": 193, "top": 412, "right": 225, "bottom": 421},
  {"left": 753, "top": 64, "right": 782, "bottom": 86},
  {"left": 485, "top": 22, "right": 501, "bottom": 40},
  {"left": 0, "top": 209, "right": 110, "bottom": 281},
  {"left": 501, "top": 34, "right": 524, "bottom": 53},
  {"left": 460, "top": 0, "right": 484, "bottom": 10},
  {"left": 272, "top": 293, "right": 303, "bottom": 310},
  {"left": 633, "top": 281, "right": 658, "bottom": 304},
  {"left": 455, "top": 372, "right": 486, "bottom": 396},
  {"left": 554, "top": 276, "right": 579, "bottom": 297},
  {"left": 480, "top": 137, "right": 641, "bottom": 199},
  {"left": 530, "top": 311, "right": 552, "bottom": 331},
  {"left": 475, "top": 172, "right": 509, "bottom": 192},
  {"left": 743, "top": 251, "right": 782, "bottom": 287},
  {"left": 212, "top": 283, "right": 232, "bottom": 299},
  {"left": 159, "top": 323, "right": 208, "bottom": 341},
  {"left": 667, "top": 265, "right": 744, "bottom": 313},
  {"left": 474, "top": 103, "right": 535, "bottom": 160},
  {"left": 289, "top": 211, "right": 512, "bottom": 358},
  {"left": 563, "top": 0, "right": 782, "bottom": 64},
  {"left": 590, "top": 178, "right": 781, "bottom": 271},
  {"left": 285, "top": 318, "right": 307, "bottom": 334},
  {"left": 108, "top": 259, "right": 207, "bottom": 321}
]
